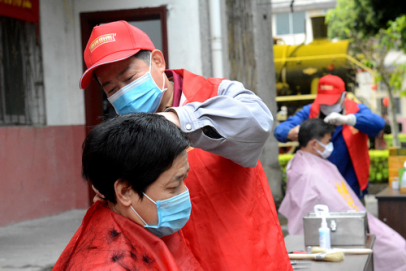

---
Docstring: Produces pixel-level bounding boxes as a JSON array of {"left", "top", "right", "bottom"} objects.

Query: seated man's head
[
  {"left": 82, "top": 113, "right": 190, "bottom": 237},
  {"left": 298, "top": 118, "right": 336, "bottom": 159}
]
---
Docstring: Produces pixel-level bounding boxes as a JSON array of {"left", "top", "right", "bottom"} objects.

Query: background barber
[{"left": 274, "top": 75, "right": 385, "bottom": 198}]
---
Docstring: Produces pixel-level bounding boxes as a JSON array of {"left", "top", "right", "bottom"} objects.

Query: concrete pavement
[{"left": 0, "top": 209, "right": 86, "bottom": 271}]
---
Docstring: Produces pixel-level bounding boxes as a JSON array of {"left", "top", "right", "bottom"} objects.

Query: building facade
[{"left": 0, "top": 0, "right": 221, "bottom": 227}]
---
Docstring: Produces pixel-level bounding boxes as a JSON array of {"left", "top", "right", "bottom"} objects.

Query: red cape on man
[{"left": 54, "top": 202, "right": 203, "bottom": 270}]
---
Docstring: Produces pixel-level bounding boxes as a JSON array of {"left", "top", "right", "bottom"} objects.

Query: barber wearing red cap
[
  {"left": 275, "top": 75, "right": 385, "bottom": 198},
  {"left": 73, "top": 21, "right": 291, "bottom": 270}
]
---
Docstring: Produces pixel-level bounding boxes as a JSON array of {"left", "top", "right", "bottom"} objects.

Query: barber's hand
[
  {"left": 92, "top": 185, "right": 106, "bottom": 203},
  {"left": 287, "top": 125, "right": 300, "bottom": 142},
  {"left": 156, "top": 111, "right": 180, "bottom": 128},
  {"left": 324, "top": 112, "right": 356, "bottom": 126}
]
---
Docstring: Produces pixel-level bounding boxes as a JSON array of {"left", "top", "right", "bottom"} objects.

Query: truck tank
[{"left": 273, "top": 16, "right": 356, "bottom": 115}]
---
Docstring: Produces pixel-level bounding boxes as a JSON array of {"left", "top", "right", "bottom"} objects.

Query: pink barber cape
[{"left": 279, "top": 150, "right": 406, "bottom": 271}]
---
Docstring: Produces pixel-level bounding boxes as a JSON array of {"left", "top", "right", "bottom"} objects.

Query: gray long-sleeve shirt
[{"left": 167, "top": 80, "right": 273, "bottom": 168}]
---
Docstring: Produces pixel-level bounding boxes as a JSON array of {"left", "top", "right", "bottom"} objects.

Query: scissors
[{"left": 291, "top": 260, "right": 311, "bottom": 269}]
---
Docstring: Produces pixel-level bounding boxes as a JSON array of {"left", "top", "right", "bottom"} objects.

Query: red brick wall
[{"left": 0, "top": 125, "right": 89, "bottom": 227}]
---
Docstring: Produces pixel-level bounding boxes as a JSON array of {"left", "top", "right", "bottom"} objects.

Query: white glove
[{"left": 324, "top": 112, "right": 356, "bottom": 126}]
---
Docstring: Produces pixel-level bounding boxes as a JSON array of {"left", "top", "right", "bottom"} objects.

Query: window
[
  {"left": 0, "top": 16, "right": 45, "bottom": 125},
  {"left": 275, "top": 12, "right": 306, "bottom": 35},
  {"left": 380, "top": 97, "right": 401, "bottom": 115},
  {"left": 395, "top": 98, "right": 402, "bottom": 114}
]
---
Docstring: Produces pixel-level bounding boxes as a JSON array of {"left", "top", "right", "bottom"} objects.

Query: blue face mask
[
  {"left": 107, "top": 54, "right": 167, "bottom": 115},
  {"left": 130, "top": 186, "right": 192, "bottom": 238}
]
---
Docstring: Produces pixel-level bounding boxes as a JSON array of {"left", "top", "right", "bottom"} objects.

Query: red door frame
[{"left": 80, "top": 7, "right": 168, "bottom": 205}]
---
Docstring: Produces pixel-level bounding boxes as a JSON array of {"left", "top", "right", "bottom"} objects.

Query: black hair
[
  {"left": 298, "top": 118, "right": 336, "bottom": 148},
  {"left": 133, "top": 50, "right": 151, "bottom": 65},
  {"left": 92, "top": 50, "right": 151, "bottom": 88},
  {"left": 82, "top": 113, "right": 189, "bottom": 204}
]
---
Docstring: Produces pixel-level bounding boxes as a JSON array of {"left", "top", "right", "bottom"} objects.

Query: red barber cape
[
  {"left": 310, "top": 98, "right": 370, "bottom": 190},
  {"left": 54, "top": 202, "right": 203, "bottom": 270},
  {"left": 172, "top": 69, "right": 292, "bottom": 270}
]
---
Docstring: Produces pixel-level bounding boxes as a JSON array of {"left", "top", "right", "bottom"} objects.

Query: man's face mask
[
  {"left": 107, "top": 52, "right": 167, "bottom": 115},
  {"left": 320, "top": 92, "right": 346, "bottom": 116},
  {"left": 315, "top": 140, "right": 334, "bottom": 159},
  {"left": 130, "top": 186, "right": 192, "bottom": 238}
]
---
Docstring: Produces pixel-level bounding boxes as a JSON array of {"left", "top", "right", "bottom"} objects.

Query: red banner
[{"left": 0, "top": 0, "right": 39, "bottom": 22}]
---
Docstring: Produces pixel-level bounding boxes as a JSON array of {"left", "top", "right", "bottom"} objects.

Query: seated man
[
  {"left": 55, "top": 113, "right": 202, "bottom": 270},
  {"left": 279, "top": 118, "right": 406, "bottom": 271},
  {"left": 55, "top": 113, "right": 292, "bottom": 270}
]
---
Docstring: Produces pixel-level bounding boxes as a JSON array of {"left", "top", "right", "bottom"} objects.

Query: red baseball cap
[
  {"left": 313, "top": 75, "right": 346, "bottom": 105},
  {"left": 79, "top": 20, "right": 155, "bottom": 89}
]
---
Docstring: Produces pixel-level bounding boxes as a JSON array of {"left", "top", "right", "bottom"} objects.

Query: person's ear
[
  {"left": 151, "top": 50, "right": 166, "bottom": 72},
  {"left": 309, "top": 139, "right": 318, "bottom": 149},
  {"left": 114, "top": 180, "right": 134, "bottom": 207}
]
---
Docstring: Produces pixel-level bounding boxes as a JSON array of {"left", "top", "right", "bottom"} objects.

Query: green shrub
[
  {"left": 384, "top": 134, "right": 406, "bottom": 148},
  {"left": 278, "top": 154, "right": 294, "bottom": 184}
]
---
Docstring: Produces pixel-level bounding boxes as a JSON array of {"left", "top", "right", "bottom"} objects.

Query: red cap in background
[
  {"left": 313, "top": 75, "right": 346, "bottom": 105},
  {"left": 79, "top": 20, "right": 155, "bottom": 89}
]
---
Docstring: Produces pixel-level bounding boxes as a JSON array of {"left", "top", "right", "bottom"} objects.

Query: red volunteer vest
[
  {"left": 173, "top": 69, "right": 292, "bottom": 270},
  {"left": 309, "top": 99, "right": 370, "bottom": 190}
]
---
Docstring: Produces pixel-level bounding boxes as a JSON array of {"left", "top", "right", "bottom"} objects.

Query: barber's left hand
[
  {"left": 324, "top": 112, "right": 356, "bottom": 126},
  {"left": 156, "top": 111, "right": 180, "bottom": 128}
]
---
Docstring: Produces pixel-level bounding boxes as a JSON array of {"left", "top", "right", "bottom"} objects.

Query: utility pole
[
  {"left": 225, "top": 0, "right": 283, "bottom": 202},
  {"left": 253, "top": 0, "right": 283, "bottom": 202}
]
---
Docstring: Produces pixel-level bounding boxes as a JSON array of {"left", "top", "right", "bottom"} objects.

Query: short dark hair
[
  {"left": 82, "top": 113, "right": 189, "bottom": 204},
  {"left": 298, "top": 118, "right": 336, "bottom": 148},
  {"left": 133, "top": 50, "right": 151, "bottom": 65}
]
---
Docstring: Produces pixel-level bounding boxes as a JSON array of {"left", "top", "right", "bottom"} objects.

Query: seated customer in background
[
  {"left": 54, "top": 113, "right": 202, "bottom": 270},
  {"left": 279, "top": 118, "right": 406, "bottom": 271}
]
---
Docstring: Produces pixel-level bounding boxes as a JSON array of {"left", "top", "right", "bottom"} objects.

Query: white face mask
[
  {"left": 320, "top": 92, "right": 346, "bottom": 116},
  {"left": 315, "top": 140, "right": 334, "bottom": 159}
]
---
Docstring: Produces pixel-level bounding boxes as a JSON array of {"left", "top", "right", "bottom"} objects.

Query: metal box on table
[{"left": 303, "top": 211, "right": 369, "bottom": 246}]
